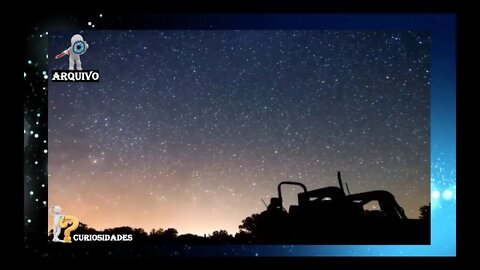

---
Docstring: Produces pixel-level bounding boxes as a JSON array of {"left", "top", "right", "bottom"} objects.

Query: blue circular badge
[{"left": 72, "top": 40, "right": 87, "bottom": 55}]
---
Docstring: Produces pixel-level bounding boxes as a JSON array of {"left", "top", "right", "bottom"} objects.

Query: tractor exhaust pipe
[{"left": 337, "top": 171, "right": 345, "bottom": 195}]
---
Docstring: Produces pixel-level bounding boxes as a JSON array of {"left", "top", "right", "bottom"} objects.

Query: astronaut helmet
[
  {"left": 53, "top": 205, "right": 62, "bottom": 214},
  {"left": 71, "top": 34, "right": 84, "bottom": 45}
]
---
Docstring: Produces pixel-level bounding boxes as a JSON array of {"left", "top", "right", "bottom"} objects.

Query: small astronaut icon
[
  {"left": 48, "top": 205, "right": 64, "bottom": 242},
  {"left": 55, "top": 34, "right": 89, "bottom": 70}
]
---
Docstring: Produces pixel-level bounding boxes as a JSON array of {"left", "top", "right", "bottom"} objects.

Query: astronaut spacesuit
[
  {"left": 48, "top": 205, "right": 64, "bottom": 242},
  {"left": 55, "top": 34, "right": 89, "bottom": 70}
]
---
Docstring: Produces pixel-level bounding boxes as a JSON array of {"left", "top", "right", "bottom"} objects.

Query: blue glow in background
[
  {"left": 34, "top": 14, "right": 455, "bottom": 256},
  {"left": 212, "top": 14, "right": 456, "bottom": 257}
]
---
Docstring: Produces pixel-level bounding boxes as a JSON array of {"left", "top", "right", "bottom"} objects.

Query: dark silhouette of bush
[
  {"left": 419, "top": 204, "right": 431, "bottom": 221},
  {"left": 210, "top": 230, "right": 234, "bottom": 244},
  {"left": 147, "top": 227, "right": 178, "bottom": 243},
  {"left": 149, "top": 228, "right": 164, "bottom": 242},
  {"left": 176, "top": 233, "right": 208, "bottom": 244},
  {"left": 238, "top": 213, "right": 261, "bottom": 235},
  {"left": 234, "top": 230, "right": 254, "bottom": 244},
  {"left": 162, "top": 228, "right": 178, "bottom": 239},
  {"left": 47, "top": 200, "right": 429, "bottom": 246}
]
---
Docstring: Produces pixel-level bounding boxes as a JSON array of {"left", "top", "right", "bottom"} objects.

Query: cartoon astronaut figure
[
  {"left": 48, "top": 205, "right": 64, "bottom": 242},
  {"left": 55, "top": 34, "right": 89, "bottom": 70}
]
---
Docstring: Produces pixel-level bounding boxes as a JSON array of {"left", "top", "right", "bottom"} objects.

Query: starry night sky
[{"left": 48, "top": 30, "right": 430, "bottom": 235}]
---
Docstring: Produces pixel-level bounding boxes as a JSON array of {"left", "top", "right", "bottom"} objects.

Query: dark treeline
[
  {"left": 50, "top": 223, "right": 252, "bottom": 244},
  {"left": 49, "top": 204, "right": 430, "bottom": 244}
]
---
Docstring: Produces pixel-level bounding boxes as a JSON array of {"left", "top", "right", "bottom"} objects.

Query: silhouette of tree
[
  {"left": 234, "top": 230, "right": 254, "bottom": 243},
  {"left": 163, "top": 228, "right": 178, "bottom": 238},
  {"left": 212, "top": 229, "right": 229, "bottom": 236},
  {"left": 238, "top": 210, "right": 292, "bottom": 243},
  {"left": 177, "top": 233, "right": 207, "bottom": 244},
  {"left": 75, "top": 222, "right": 99, "bottom": 234},
  {"left": 419, "top": 204, "right": 431, "bottom": 220},
  {"left": 210, "top": 230, "right": 233, "bottom": 243},
  {"left": 103, "top": 226, "right": 134, "bottom": 235},
  {"left": 133, "top": 227, "right": 149, "bottom": 241},
  {"left": 46, "top": 199, "right": 431, "bottom": 247},
  {"left": 239, "top": 213, "right": 261, "bottom": 235},
  {"left": 149, "top": 228, "right": 164, "bottom": 242},
  {"left": 149, "top": 228, "right": 164, "bottom": 236}
]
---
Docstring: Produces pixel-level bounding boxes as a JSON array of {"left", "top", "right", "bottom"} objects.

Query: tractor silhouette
[{"left": 254, "top": 172, "right": 429, "bottom": 244}]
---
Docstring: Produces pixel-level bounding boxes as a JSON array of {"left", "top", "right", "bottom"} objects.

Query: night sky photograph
[{"left": 47, "top": 30, "right": 430, "bottom": 237}]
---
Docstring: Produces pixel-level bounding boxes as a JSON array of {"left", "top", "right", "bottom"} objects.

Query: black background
[{"left": 11, "top": 0, "right": 467, "bottom": 267}]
